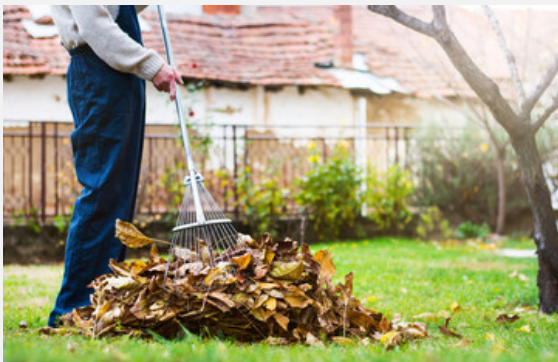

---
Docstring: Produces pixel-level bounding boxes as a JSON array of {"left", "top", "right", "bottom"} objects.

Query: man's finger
[
  {"left": 174, "top": 69, "right": 184, "bottom": 85},
  {"left": 169, "top": 81, "right": 176, "bottom": 101}
]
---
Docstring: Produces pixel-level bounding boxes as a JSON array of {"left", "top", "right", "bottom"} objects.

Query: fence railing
[{"left": 3, "top": 121, "right": 415, "bottom": 222}]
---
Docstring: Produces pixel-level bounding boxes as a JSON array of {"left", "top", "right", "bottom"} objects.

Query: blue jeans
[{"left": 48, "top": 5, "right": 146, "bottom": 327}]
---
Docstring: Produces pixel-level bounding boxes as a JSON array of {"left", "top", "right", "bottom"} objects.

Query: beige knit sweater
[{"left": 50, "top": 5, "right": 164, "bottom": 81}]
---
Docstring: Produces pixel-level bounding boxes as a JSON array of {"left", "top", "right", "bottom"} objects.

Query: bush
[
  {"left": 415, "top": 206, "right": 453, "bottom": 241},
  {"left": 364, "top": 164, "right": 414, "bottom": 231},
  {"left": 455, "top": 221, "right": 491, "bottom": 240},
  {"left": 233, "top": 165, "right": 288, "bottom": 238},
  {"left": 411, "top": 123, "right": 528, "bottom": 228},
  {"left": 294, "top": 143, "right": 361, "bottom": 240},
  {"left": 159, "top": 161, "right": 187, "bottom": 224}
]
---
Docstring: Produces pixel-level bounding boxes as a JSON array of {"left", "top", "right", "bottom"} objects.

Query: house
[
  {"left": 3, "top": 5, "right": 557, "bottom": 218},
  {"left": 3, "top": 5, "right": 478, "bottom": 131}
]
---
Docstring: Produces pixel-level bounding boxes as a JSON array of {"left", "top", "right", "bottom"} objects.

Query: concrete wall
[
  {"left": 3, "top": 76, "right": 71, "bottom": 124},
  {"left": 367, "top": 92, "right": 469, "bottom": 126},
  {"left": 4, "top": 75, "right": 355, "bottom": 131}
]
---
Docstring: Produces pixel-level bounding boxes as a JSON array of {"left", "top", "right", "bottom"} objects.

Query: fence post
[
  {"left": 243, "top": 126, "right": 248, "bottom": 173},
  {"left": 356, "top": 96, "right": 367, "bottom": 217},
  {"left": 321, "top": 137, "right": 327, "bottom": 163},
  {"left": 54, "top": 122, "right": 59, "bottom": 216},
  {"left": 148, "top": 137, "right": 153, "bottom": 215},
  {"left": 385, "top": 127, "right": 390, "bottom": 169},
  {"left": 40, "top": 122, "right": 47, "bottom": 223},
  {"left": 233, "top": 125, "right": 239, "bottom": 220},
  {"left": 404, "top": 128, "right": 410, "bottom": 170},
  {"left": 28, "top": 122, "right": 33, "bottom": 214},
  {"left": 395, "top": 126, "right": 399, "bottom": 165},
  {"left": 223, "top": 125, "right": 228, "bottom": 213}
]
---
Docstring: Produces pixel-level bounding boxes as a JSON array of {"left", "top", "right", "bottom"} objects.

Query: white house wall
[
  {"left": 3, "top": 76, "right": 354, "bottom": 131},
  {"left": 3, "top": 76, "right": 71, "bottom": 123}
]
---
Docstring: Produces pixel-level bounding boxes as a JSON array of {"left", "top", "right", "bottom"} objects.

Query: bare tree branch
[
  {"left": 520, "top": 54, "right": 558, "bottom": 119},
  {"left": 532, "top": 93, "right": 558, "bottom": 133},
  {"left": 367, "top": 6, "right": 435, "bottom": 37},
  {"left": 483, "top": 5, "right": 525, "bottom": 111},
  {"left": 368, "top": 5, "right": 523, "bottom": 137},
  {"left": 431, "top": 6, "right": 449, "bottom": 40}
]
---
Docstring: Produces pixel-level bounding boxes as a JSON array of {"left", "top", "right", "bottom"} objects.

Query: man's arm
[
  {"left": 70, "top": 5, "right": 182, "bottom": 99},
  {"left": 70, "top": 5, "right": 162, "bottom": 80}
]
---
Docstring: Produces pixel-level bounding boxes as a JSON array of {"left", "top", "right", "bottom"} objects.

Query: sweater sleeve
[{"left": 69, "top": 5, "right": 164, "bottom": 80}]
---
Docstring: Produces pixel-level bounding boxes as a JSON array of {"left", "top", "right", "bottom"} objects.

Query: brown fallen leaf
[
  {"left": 232, "top": 253, "right": 252, "bottom": 271},
  {"left": 381, "top": 331, "right": 403, "bottom": 350},
  {"left": 114, "top": 219, "right": 171, "bottom": 248},
  {"left": 450, "top": 302, "right": 462, "bottom": 314},
  {"left": 305, "top": 332, "right": 325, "bottom": 347},
  {"left": 314, "top": 250, "right": 336, "bottom": 280},
  {"left": 269, "top": 260, "right": 305, "bottom": 281},
  {"left": 38, "top": 327, "right": 69, "bottom": 335},
  {"left": 456, "top": 338, "right": 473, "bottom": 347},
  {"left": 412, "top": 312, "right": 439, "bottom": 322},
  {"left": 19, "top": 320, "right": 28, "bottom": 329},
  {"left": 438, "top": 317, "right": 463, "bottom": 338},
  {"left": 495, "top": 313, "right": 520, "bottom": 324}
]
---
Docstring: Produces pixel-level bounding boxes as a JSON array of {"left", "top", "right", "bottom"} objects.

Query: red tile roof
[
  {"left": 260, "top": 5, "right": 558, "bottom": 98},
  {"left": 4, "top": 6, "right": 557, "bottom": 99},
  {"left": 3, "top": 6, "right": 340, "bottom": 87},
  {"left": 3, "top": 5, "right": 54, "bottom": 75},
  {"left": 140, "top": 12, "right": 339, "bottom": 86},
  {"left": 4, "top": 5, "right": 71, "bottom": 76}
]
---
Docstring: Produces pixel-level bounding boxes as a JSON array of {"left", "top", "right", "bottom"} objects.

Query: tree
[{"left": 368, "top": 5, "right": 558, "bottom": 313}]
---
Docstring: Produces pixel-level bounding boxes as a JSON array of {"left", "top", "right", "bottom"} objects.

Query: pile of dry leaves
[{"left": 58, "top": 221, "right": 428, "bottom": 347}]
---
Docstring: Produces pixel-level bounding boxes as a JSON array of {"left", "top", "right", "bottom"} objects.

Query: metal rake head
[{"left": 163, "top": 174, "right": 256, "bottom": 286}]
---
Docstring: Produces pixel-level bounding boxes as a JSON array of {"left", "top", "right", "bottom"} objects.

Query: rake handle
[
  {"left": 157, "top": 5, "right": 206, "bottom": 223},
  {"left": 157, "top": 5, "right": 196, "bottom": 176}
]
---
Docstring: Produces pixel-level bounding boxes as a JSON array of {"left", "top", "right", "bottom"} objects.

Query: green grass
[{"left": 4, "top": 237, "right": 558, "bottom": 362}]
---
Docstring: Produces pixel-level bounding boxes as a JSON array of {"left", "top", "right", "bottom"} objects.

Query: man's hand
[{"left": 152, "top": 64, "right": 183, "bottom": 101}]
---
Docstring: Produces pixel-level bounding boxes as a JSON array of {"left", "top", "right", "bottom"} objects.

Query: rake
[{"left": 156, "top": 6, "right": 252, "bottom": 284}]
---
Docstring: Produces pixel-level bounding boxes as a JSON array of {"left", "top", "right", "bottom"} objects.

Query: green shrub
[
  {"left": 415, "top": 206, "right": 453, "bottom": 241},
  {"left": 411, "top": 123, "right": 528, "bottom": 227},
  {"left": 233, "top": 165, "right": 288, "bottom": 238},
  {"left": 364, "top": 164, "right": 414, "bottom": 231},
  {"left": 294, "top": 143, "right": 361, "bottom": 240},
  {"left": 159, "top": 161, "right": 186, "bottom": 224},
  {"left": 455, "top": 221, "right": 491, "bottom": 240}
]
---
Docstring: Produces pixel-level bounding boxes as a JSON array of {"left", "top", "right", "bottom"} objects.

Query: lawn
[{"left": 4, "top": 237, "right": 558, "bottom": 362}]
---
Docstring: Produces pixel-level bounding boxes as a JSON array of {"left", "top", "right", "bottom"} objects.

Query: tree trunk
[
  {"left": 495, "top": 147, "right": 506, "bottom": 235},
  {"left": 538, "top": 253, "right": 558, "bottom": 313},
  {"left": 511, "top": 132, "right": 558, "bottom": 313}
]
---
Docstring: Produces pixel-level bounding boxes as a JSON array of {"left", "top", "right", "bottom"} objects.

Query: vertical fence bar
[
  {"left": 243, "top": 126, "right": 248, "bottom": 173},
  {"left": 385, "top": 127, "right": 390, "bottom": 169},
  {"left": 40, "top": 122, "right": 47, "bottom": 222},
  {"left": 356, "top": 96, "right": 367, "bottom": 217},
  {"left": 404, "top": 128, "right": 410, "bottom": 170},
  {"left": 321, "top": 137, "right": 327, "bottom": 163},
  {"left": 28, "top": 122, "right": 33, "bottom": 213},
  {"left": 54, "top": 122, "right": 60, "bottom": 216},
  {"left": 9, "top": 137, "right": 14, "bottom": 213},
  {"left": 232, "top": 125, "right": 239, "bottom": 220},
  {"left": 223, "top": 125, "right": 228, "bottom": 213},
  {"left": 394, "top": 126, "right": 399, "bottom": 165},
  {"left": 20, "top": 135, "right": 25, "bottom": 215},
  {"left": 149, "top": 136, "right": 153, "bottom": 215}
]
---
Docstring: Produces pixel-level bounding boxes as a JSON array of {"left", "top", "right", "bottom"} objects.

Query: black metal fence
[{"left": 3, "top": 121, "right": 414, "bottom": 222}]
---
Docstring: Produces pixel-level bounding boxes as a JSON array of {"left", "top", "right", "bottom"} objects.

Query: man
[{"left": 48, "top": 5, "right": 182, "bottom": 327}]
